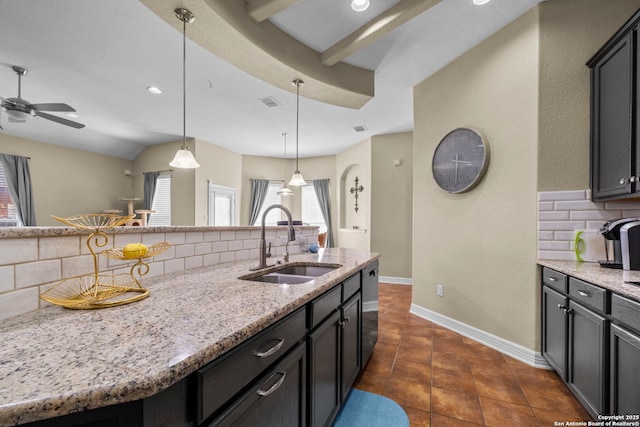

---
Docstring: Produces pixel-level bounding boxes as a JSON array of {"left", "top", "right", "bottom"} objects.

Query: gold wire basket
[
  {"left": 40, "top": 273, "right": 149, "bottom": 309},
  {"left": 102, "top": 242, "right": 171, "bottom": 261},
  {"left": 52, "top": 213, "right": 135, "bottom": 230}
]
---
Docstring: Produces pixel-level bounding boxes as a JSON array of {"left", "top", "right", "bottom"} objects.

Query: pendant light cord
[
  {"left": 182, "top": 16, "right": 187, "bottom": 150},
  {"left": 283, "top": 132, "right": 288, "bottom": 180},
  {"left": 295, "top": 80, "right": 301, "bottom": 172}
]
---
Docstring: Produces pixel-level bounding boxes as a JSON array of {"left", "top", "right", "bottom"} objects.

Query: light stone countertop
[
  {"left": 0, "top": 248, "right": 379, "bottom": 426},
  {"left": 538, "top": 259, "right": 640, "bottom": 302}
]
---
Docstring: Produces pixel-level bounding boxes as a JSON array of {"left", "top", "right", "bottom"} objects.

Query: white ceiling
[{"left": 0, "top": 0, "right": 543, "bottom": 160}]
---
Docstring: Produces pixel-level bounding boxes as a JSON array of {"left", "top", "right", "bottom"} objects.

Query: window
[
  {"left": 0, "top": 163, "right": 19, "bottom": 227},
  {"left": 302, "top": 185, "right": 326, "bottom": 233},
  {"left": 208, "top": 184, "right": 236, "bottom": 226},
  {"left": 147, "top": 174, "right": 171, "bottom": 226},
  {"left": 253, "top": 182, "right": 282, "bottom": 226}
]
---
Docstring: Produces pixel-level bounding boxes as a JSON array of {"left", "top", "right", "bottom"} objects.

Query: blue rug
[{"left": 333, "top": 389, "right": 410, "bottom": 427}]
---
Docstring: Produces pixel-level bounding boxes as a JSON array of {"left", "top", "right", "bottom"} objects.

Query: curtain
[
  {"left": 143, "top": 172, "right": 160, "bottom": 221},
  {"left": 248, "top": 178, "right": 270, "bottom": 225},
  {"left": 313, "top": 179, "right": 334, "bottom": 248},
  {"left": 0, "top": 154, "right": 36, "bottom": 226}
]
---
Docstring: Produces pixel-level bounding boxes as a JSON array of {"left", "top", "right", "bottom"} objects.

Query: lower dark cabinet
[
  {"left": 308, "top": 310, "right": 342, "bottom": 427},
  {"left": 610, "top": 323, "right": 640, "bottom": 415},
  {"left": 207, "top": 343, "right": 306, "bottom": 427},
  {"left": 542, "top": 285, "right": 568, "bottom": 380},
  {"left": 340, "top": 292, "right": 362, "bottom": 402}
]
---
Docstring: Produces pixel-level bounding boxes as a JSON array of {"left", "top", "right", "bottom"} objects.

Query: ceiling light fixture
[
  {"left": 351, "top": 0, "right": 370, "bottom": 12},
  {"left": 473, "top": 0, "right": 491, "bottom": 5},
  {"left": 277, "top": 133, "right": 294, "bottom": 197},
  {"left": 288, "top": 79, "right": 307, "bottom": 186},
  {"left": 147, "top": 86, "right": 162, "bottom": 95},
  {"left": 169, "top": 8, "right": 200, "bottom": 169}
]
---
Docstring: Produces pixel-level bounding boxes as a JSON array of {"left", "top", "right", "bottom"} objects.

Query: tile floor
[{"left": 353, "top": 283, "right": 591, "bottom": 427}]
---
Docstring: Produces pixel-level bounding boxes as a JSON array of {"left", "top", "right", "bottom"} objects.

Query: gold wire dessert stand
[{"left": 40, "top": 214, "right": 170, "bottom": 309}]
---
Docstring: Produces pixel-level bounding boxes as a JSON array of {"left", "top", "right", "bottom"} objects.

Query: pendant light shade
[
  {"left": 277, "top": 132, "right": 294, "bottom": 196},
  {"left": 288, "top": 79, "right": 307, "bottom": 186},
  {"left": 170, "top": 8, "right": 200, "bottom": 169}
]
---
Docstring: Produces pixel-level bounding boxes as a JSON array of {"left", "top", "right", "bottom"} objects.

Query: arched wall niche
[{"left": 340, "top": 163, "right": 366, "bottom": 230}]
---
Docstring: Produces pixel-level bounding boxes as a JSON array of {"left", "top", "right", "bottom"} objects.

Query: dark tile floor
[{"left": 354, "top": 283, "right": 591, "bottom": 426}]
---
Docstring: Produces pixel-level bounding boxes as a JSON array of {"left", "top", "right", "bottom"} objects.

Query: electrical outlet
[{"left": 437, "top": 284, "right": 444, "bottom": 297}]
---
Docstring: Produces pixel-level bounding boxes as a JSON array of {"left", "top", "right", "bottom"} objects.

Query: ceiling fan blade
[
  {"left": 30, "top": 103, "right": 76, "bottom": 112},
  {"left": 35, "top": 111, "right": 85, "bottom": 129}
]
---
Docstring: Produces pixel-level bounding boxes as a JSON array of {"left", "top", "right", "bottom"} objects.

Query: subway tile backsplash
[
  {"left": 538, "top": 190, "right": 640, "bottom": 261},
  {"left": 0, "top": 227, "right": 318, "bottom": 321}
]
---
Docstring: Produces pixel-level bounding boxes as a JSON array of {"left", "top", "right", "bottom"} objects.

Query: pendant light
[
  {"left": 170, "top": 8, "right": 200, "bottom": 169},
  {"left": 277, "top": 133, "right": 294, "bottom": 196},
  {"left": 288, "top": 79, "right": 307, "bottom": 186}
]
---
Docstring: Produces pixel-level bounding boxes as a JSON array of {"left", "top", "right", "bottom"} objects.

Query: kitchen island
[{"left": 0, "top": 248, "right": 379, "bottom": 426}]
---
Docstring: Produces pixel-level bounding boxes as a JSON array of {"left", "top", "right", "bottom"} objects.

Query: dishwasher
[{"left": 361, "top": 260, "right": 379, "bottom": 366}]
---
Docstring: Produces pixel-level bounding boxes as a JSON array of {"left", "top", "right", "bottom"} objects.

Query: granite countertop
[
  {"left": 538, "top": 259, "right": 640, "bottom": 302},
  {"left": 0, "top": 248, "right": 379, "bottom": 426}
]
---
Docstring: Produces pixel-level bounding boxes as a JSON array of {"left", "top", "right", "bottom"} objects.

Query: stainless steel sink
[{"left": 239, "top": 262, "right": 342, "bottom": 285}]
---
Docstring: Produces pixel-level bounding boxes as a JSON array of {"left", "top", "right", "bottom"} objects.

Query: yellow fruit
[{"left": 122, "top": 243, "right": 148, "bottom": 259}]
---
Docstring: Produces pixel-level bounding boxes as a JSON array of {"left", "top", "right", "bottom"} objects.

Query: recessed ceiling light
[
  {"left": 146, "top": 86, "right": 162, "bottom": 95},
  {"left": 66, "top": 113, "right": 79, "bottom": 118},
  {"left": 473, "top": 0, "right": 491, "bottom": 4},
  {"left": 351, "top": 0, "right": 370, "bottom": 12}
]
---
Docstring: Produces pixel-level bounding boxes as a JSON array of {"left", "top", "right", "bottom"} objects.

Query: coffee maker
[{"left": 599, "top": 218, "right": 639, "bottom": 269}]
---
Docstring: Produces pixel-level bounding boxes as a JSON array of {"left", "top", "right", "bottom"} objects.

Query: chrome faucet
[{"left": 251, "top": 204, "right": 296, "bottom": 271}]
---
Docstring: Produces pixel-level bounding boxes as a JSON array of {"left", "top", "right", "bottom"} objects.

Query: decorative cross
[{"left": 350, "top": 176, "right": 364, "bottom": 213}]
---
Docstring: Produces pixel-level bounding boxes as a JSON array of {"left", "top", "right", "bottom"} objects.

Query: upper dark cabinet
[{"left": 588, "top": 9, "right": 640, "bottom": 201}]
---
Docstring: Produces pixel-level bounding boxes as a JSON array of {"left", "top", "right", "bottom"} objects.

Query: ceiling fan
[{"left": 0, "top": 66, "right": 85, "bottom": 129}]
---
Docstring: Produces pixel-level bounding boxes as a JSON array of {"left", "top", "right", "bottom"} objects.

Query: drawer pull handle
[
  {"left": 577, "top": 290, "right": 590, "bottom": 297},
  {"left": 256, "top": 371, "right": 286, "bottom": 397},
  {"left": 255, "top": 338, "right": 285, "bottom": 358},
  {"left": 548, "top": 277, "right": 557, "bottom": 282}
]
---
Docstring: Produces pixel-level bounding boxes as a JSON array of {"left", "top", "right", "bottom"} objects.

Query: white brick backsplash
[
  {"left": 0, "top": 265, "right": 14, "bottom": 293},
  {"left": 538, "top": 190, "right": 586, "bottom": 201},
  {"left": 221, "top": 231, "right": 236, "bottom": 241},
  {"left": 175, "top": 244, "right": 195, "bottom": 258},
  {"left": 0, "top": 287, "right": 39, "bottom": 321},
  {"left": 0, "top": 238, "right": 37, "bottom": 266},
  {"left": 185, "top": 256, "right": 204, "bottom": 270},
  {"left": 0, "top": 226, "right": 318, "bottom": 320},
  {"left": 204, "top": 231, "right": 220, "bottom": 242},
  {"left": 185, "top": 232, "right": 204, "bottom": 243},
  {"left": 16, "top": 260, "right": 61, "bottom": 288},
  {"left": 539, "top": 190, "right": 640, "bottom": 261},
  {"left": 165, "top": 232, "right": 186, "bottom": 245},
  {"left": 39, "top": 236, "right": 80, "bottom": 259},
  {"left": 538, "top": 211, "right": 569, "bottom": 221}
]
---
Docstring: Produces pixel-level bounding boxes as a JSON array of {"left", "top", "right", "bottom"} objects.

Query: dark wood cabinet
[
  {"left": 588, "top": 9, "right": 640, "bottom": 201},
  {"left": 208, "top": 343, "right": 306, "bottom": 427},
  {"left": 340, "top": 292, "right": 362, "bottom": 401},
  {"left": 610, "top": 324, "right": 640, "bottom": 415},
  {"left": 542, "top": 285, "right": 568, "bottom": 380},
  {"left": 567, "top": 300, "right": 608, "bottom": 416}
]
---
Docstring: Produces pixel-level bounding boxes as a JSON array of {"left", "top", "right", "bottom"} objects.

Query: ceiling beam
[
  {"left": 321, "top": 0, "right": 442, "bottom": 66},
  {"left": 247, "top": 0, "right": 300, "bottom": 23}
]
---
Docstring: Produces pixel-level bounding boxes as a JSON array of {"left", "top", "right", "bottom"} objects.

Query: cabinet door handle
[
  {"left": 343, "top": 316, "right": 351, "bottom": 324},
  {"left": 548, "top": 277, "right": 557, "bottom": 282},
  {"left": 255, "top": 338, "right": 285, "bottom": 358},
  {"left": 564, "top": 308, "right": 574, "bottom": 315},
  {"left": 557, "top": 304, "right": 566, "bottom": 310},
  {"left": 577, "top": 290, "right": 590, "bottom": 297},
  {"left": 621, "top": 178, "right": 629, "bottom": 184},
  {"left": 256, "top": 371, "right": 287, "bottom": 397}
]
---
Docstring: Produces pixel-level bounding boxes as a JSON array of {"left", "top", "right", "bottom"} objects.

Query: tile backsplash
[
  {"left": 538, "top": 190, "right": 640, "bottom": 261},
  {"left": 0, "top": 226, "right": 318, "bottom": 321}
]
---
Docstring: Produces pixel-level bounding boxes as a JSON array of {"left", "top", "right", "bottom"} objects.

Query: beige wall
[
  {"left": 413, "top": 10, "right": 540, "bottom": 348},
  {"left": 538, "top": 0, "right": 640, "bottom": 191},
  {"left": 0, "top": 134, "right": 133, "bottom": 226},
  {"left": 336, "top": 139, "right": 371, "bottom": 251},
  {"left": 371, "top": 132, "right": 413, "bottom": 279}
]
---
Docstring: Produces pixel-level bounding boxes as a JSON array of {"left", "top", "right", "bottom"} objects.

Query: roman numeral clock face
[{"left": 431, "top": 128, "right": 490, "bottom": 193}]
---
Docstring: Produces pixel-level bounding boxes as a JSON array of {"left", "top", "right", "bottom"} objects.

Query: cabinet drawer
[
  {"left": 612, "top": 293, "right": 640, "bottom": 334},
  {"left": 569, "top": 277, "right": 607, "bottom": 313},
  {"left": 196, "top": 307, "right": 306, "bottom": 424},
  {"left": 308, "top": 285, "right": 342, "bottom": 330},
  {"left": 543, "top": 268, "right": 568, "bottom": 293},
  {"left": 342, "top": 273, "right": 360, "bottom": 302}
]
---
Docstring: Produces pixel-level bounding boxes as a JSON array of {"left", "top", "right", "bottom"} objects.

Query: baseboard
[
  {"left": 379, "top": 276, "right": 412, "bottom": 285},
  {"left": 410, "top": 303, "right": 551, "bottom": 369}
]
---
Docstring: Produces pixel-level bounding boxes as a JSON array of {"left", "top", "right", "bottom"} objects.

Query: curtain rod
[
  {"left": 270, "top": 178, "right": 330, "bottom": 183},
  {"left": 142, "top": 169, "right": 173, "bottom": 174}
]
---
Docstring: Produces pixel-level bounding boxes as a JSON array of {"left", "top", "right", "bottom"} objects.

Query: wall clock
[{"left": 432, "top": 128, "right": 490, "bottom": 193}]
